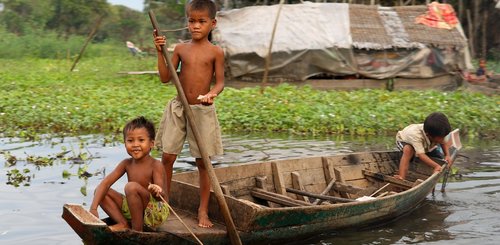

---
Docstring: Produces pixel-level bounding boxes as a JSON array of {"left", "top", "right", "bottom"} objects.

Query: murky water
[{"left": 0, "top": 133, "right": 499, "bottom": 245}]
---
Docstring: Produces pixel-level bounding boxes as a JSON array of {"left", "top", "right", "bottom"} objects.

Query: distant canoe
[
  {"left": 63, "top": 147, "right": 458, "bottom": 244},
  {"left": 462, "top": 80, "right": 500, "bottom": 96}
]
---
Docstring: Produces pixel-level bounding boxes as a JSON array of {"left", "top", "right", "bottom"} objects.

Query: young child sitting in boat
[
  {"left": 394, "top": 112, "right": 453, "bottom": 180},
  {"left": 465, "top": 59, "right": 493, "bottom": 83},
  {"left": 89, "top": 116, "right": 169, "bottom": 231}
]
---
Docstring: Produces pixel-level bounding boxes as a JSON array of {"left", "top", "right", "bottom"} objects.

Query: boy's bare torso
[
  {"left": 123, "top": 157, "right": 160, "bottom": 188},
  {"left": 175, "top": 41, "right": 220, "bottom": 104}
]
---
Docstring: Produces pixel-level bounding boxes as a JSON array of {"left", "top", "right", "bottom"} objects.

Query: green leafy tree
[
  {"left": 0, "top": 0, "right": 52, "bottom": 34},
  {"left": 98, "top": 5, "right": 146, "bottom": 42},
  {"left": 46, "top": 0, "right": 109, "bottom": 38}
]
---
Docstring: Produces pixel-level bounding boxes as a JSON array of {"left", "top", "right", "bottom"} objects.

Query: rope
[{"left": 158, "top": 195, "right": 204, "bottom": 245}]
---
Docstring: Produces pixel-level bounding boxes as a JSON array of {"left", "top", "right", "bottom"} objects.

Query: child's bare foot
[
  {"left": 433, "top": 166, "right": 442, "bottom": 173},
  {"left": 198, "top": 211, "right": 213, "bottom": 228},
  {"left": 393, "top": 174, "right": 404, "bottom": 180},
  {"left": 109, "top": 223, "right": 129, "bottom": 231}
]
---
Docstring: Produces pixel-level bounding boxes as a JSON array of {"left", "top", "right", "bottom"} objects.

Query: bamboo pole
[
  {"left": 70, "top": 16, "right": 103, "bottom": 72},
  {"left": 466, "top": 9, "right": 475, "bottom": 58},
  {"left": 261, "top": 0, "right": 285, "bottom": 94},
  {"left": 148, "top": 11, "right": 242, "bottom": 245}
]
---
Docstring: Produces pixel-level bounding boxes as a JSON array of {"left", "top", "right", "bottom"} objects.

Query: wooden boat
[{"left": 63, "top": 132, "right": 461, "bottom": 245}]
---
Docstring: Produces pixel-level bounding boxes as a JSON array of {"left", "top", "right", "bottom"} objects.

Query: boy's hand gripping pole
[{"left": 148, "top": 10, "right": 242, "bottom": 245}]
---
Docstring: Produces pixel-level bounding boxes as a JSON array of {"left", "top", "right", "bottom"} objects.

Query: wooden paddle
[{"left": 148, "top": 11, "right": 242, "bottom": 245}]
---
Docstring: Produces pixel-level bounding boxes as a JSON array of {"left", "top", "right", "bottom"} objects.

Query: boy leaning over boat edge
[{"left": 394, "top": 112, "right": 454, "bottom": 180}]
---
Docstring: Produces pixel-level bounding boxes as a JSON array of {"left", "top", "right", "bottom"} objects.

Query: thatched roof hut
[{"left": 213, "top": 2, "right": 472, "bottom": 83}]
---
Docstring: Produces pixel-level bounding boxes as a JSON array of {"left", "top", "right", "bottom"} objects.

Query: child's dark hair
[
  {"left": 123, "top": 116, "right": 156, "bottom": 140},
  {"left": 187, "top": 0, "right": 217, "bottom": 19},
  {"left": 423, "top": 112, "right": 451, "bottom": 137}
]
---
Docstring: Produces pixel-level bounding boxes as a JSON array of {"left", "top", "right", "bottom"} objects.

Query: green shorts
[{"left": 122, "top": 194, "right": 169, "bottom": 228}]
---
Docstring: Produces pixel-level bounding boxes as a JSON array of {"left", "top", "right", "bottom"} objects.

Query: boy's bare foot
[
  {"left": 109, "top": 223, "right": 129, "bottom": 231},
  {"left": 433, "top": 166, "right": 442, "bottom": 173},
  {"left": 198, "top": 211, "right": 213, "bottom": 228},
  {"left": 393, "top": 174, "right": 404, "bottom": 180}
]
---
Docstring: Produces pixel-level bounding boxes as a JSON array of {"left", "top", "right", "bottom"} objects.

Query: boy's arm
[
  {"left": 208, "top": 47, "right": 225, "bottom": 98},
  {"left": 154, "top": 33, "right": 180, "bottom": 83},
  {"left": 151, "top": 161, "right": 166, "bottom": 200},
  {"left": 212, "top": 47, "right": 225, "bottom": 95},
  {"left": 441, "top": 142, "right": 453, "bottom": 166},
  {"left": 199, "top": 47, "right": 225, "bottom": 105},
  {"left": 416, "top": 153, "right": 442, "bottom": 169},
  {"left": 89, "top": 161, "right": 126, "bottom": 217}
]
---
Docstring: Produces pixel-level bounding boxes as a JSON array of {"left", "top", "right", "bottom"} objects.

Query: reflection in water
[
  {"left": 296, "top": 200, "right": 453, "bottom": 245},
  {"left": 0, "top": 133, "right": 499, "bottom": 244}
]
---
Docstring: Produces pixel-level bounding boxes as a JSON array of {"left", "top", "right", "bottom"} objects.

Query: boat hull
[{"left": 63, "top": 150, "right": 447, "bottom": 244}]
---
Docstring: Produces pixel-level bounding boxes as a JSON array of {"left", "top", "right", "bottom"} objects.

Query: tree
[
  {"left": 0, "top": 0, "right": 52, "bottom": 35},
  {"left": 98, "top": 5, "right": 146, "bottom": 43},
  {"left": 46, "top": 0, "right": 109, "bottom": 38}
]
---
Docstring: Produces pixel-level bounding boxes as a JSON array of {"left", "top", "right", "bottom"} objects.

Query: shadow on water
[{"left": 0, "top": 132, "right": 499, "bottom": 244}]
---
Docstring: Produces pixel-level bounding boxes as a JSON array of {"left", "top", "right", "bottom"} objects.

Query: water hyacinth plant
[{"left": 0, "top": 58, "right": 498, "bottom": 139}]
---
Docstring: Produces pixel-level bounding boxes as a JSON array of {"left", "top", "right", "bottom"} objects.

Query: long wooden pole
[
  {"left": 148, "top": 11, "right": 242, "bottom": 245},
  {"left": 70, "top": 16, "right": 103, "bottom": 71},
  {"left": 261, "top": 0, "right": 285, "bottom": 93}
]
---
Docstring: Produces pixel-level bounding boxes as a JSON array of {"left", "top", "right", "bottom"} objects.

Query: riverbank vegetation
[{"left": 1, "top": 57, "right": 498, "bottom": 140}]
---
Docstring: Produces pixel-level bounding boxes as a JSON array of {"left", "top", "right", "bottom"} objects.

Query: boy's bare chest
[
  {"left": 126, "top": 165, "right": 152, "bottom": 184},
  {"left": 179, "top": 51, "right": 214, "bottom": 66}
]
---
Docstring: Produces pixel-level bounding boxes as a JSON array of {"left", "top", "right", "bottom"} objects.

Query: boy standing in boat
[
  {"left": 153, "top": 0, "right": 224, "bottom": 228},
  {"left": 89, "top": 116, "right": 169, "bottom": 231},
  {"left": 395, "top": 112, "right": 453, "bottom": 180}
]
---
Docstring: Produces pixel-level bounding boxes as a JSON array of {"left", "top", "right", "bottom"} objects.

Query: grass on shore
[{"left": 0, "top": 57, "right": 499, "bottom": 140}]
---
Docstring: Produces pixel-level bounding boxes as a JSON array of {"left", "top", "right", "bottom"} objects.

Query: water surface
[{"left": 0, "top": 133, "right": 498, "bottom": 244}]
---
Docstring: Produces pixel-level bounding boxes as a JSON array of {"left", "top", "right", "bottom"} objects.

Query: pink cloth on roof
[{"left": 415, "top": 1, "right": 458, "bottom": 29}]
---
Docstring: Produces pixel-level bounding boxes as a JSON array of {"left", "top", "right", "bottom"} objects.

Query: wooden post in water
[
  {"left": 70, "top": 16, "right": 103, "bottom": 72},
  {"left": 261, "top": 0, "right": 285, "bottom": 93},
  {"left": 148, "top": 11, "right": 242, "bottom": 245}
]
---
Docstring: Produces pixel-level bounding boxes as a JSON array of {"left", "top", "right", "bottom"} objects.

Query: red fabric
[{"left": 415, "top": 1, "right": 458, "bottom": 29}]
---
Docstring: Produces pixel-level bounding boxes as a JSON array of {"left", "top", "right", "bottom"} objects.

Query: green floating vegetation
[{"left": 0, "top": 58, "right": 499, "bottom": 139}]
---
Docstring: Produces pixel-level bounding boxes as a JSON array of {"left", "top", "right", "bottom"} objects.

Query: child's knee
[{"left": 124, "top": 182, "right": 142, "bottom": 194}]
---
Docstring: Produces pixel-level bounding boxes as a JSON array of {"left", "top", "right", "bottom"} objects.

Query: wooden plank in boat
[
  {"left": 285, "top": 187, "right": 354, "bottom": 203},
  {"left": 156, "top": 208, "right": 227, "bottom": 237},
  {"left": 362, "top": 170, "right": 414, "bottom": 189},
  {"left": 271, "top": 162, "right": 287, "bottom": 195},
  {"left": 334, "top": 165, "right": 367, "bottom": 181},
  {"left": 251, "top": 188, "right": 313, "bottom": 207},
  {"left": 255, "top": 176, "right": 277, "bottom": 207},
  {"left": 275, "top": 157, "right": 323, "bottom": 173},
  {"left": 283, "top": 167, "right": 326, "bottom": 194},
  {"left": 291, "top": 172, "right": 310, "bottom": 202},
  {"left": 334, "top": 168, "right": 351, "bottom": 198}
]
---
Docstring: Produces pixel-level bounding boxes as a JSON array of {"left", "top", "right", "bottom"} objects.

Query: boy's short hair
[
  {"left": 423, "top": 112, "right": 451, "bottom": 137},
  {"left": 187, "top": 0, "right": 217, "bottom": 19},
  {"left": 123, "top": 116, "right": 156, "bottom": 140}
]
